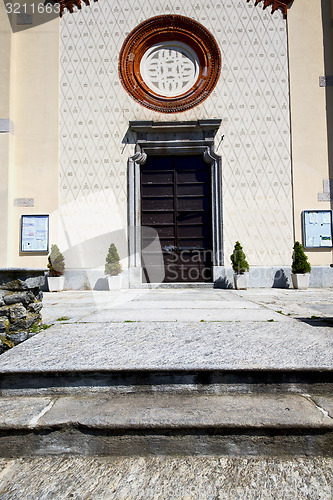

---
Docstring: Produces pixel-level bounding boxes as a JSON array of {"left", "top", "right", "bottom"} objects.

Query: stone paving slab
[
  {"left": 1, "top": 288, "right": 332, "bottom": 372},
  {"left": 110, "top": 300, "right": 262, "bottom": 309},
  {"left": 233, "top": 288, "right": 333, "bottom": 319},
  {"left": 0, "top": 397, "right": 52, "bottom": 428},
  {"left": 0, "top": 393, "right": 329, "bottom": 430},
  {"left": 0, "top": 456, "right": 332, "bottom": 499},
  {"left": 80, "top": 307, "right": 288, "bottom": 323},
  {"left": 0, "top": 321, "right": 332, "bottom": 372},
  {"left": 312, "top": 396, "right": 333, "bottom": 419},
  {"left": 41, "top": 289, "right": 333, "bottom": 324}
]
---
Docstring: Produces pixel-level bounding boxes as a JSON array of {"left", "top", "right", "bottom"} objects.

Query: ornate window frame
[{"left": 119, "top": 15, "right": 221, "bottom": 113}]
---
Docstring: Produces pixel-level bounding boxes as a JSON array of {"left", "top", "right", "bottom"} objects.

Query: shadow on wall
[
  {"left": 321, "top": 0, "right": 333, "bottom": 209},
  {"left": 214, "top": 277, "right": 233, "bottom": 289},
  {"left": 62, "top": 230, "right": 127, "bottom": 270},
  {"left": 272, "top": 269, "right": 290, "bottom": 288}
]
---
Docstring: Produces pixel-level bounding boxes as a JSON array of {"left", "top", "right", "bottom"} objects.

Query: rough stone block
[
  {"left": 0, "top": 276, "right": 45, "bottom": 291},
  {"left": 0, "top": 270, "right": 46, "bottom": 291},
  {"left": 0, "top": 318, "right": 9, "bottom": 334},
  {"left": 9, "top": 313, "right": 40, "bottom": 332},
  {"left": 9, "top": 304, "right": 27, "bottom": 322},
  {"left": 7, "top": 331, "right": 29, "bottom": 345},
  {"left": 0, "top": 306, "right": 10, "bottom": 317},
  {"left": 27, "top": 302, "right": 43, "bottom": 314},
  {"left": 4, "top": 291, "right": 35, "bottom": 306}
]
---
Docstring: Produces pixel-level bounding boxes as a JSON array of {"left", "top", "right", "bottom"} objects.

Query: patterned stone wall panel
[{"left": 59, "top": 0, "right": 293, "bottom": 267}]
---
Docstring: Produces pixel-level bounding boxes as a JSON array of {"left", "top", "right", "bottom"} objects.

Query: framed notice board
[
  {"left": 302, "top": 210, "right": 333, "bottom": 248},
  {"left": 20, "top": 215, "right": 49, "bottom": 253}
]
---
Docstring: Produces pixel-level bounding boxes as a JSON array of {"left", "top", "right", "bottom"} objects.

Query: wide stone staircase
[
  {"left": 0, "top": 367, "right": 332, "bottom": 457},
  {"left": 0, "top": 289, "right": 332, "bottom": 458}
]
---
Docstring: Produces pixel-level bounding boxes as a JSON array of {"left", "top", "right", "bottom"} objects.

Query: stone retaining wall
[{"left": 0, "top": 269, "right": 46, "bottom": 354}]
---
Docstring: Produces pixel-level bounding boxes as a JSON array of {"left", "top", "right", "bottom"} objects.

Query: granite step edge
[
  {"left": 1, "top": 369, "right": 332, "bottom": 397},
  {"left": 0, "top": 393, "right": 332, "bottom": 430}
]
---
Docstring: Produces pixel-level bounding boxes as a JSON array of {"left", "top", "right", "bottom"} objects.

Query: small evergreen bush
[
  {"left": 47, "top": 244, "right": 65, "bottom": 277},
  {"left": 230, "top": 241, "right": 249, "bottom": 275},
  {"left": 105, "top": 243, "right": 122, "bottom": 276},
  {"left": 292, "top": 241, "right": 311, "bottom": 274}
]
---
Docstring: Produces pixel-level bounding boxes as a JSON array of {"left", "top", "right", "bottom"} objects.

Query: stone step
[
  {"left": 1, "top": 369, "right": 332, "bottom": 396},
  {"left": 129, "top": 282, "right": 215, "bottom": 289},
  {"left": 0, "top": 392, "right": 332, "bottom": 457}
]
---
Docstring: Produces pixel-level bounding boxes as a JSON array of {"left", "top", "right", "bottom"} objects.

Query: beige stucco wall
[
  {"left": 11, "top": 19, "right": 60, "bottom": 267},
  {"left": 0, "top": 3, "right": 14, "bottom": 266},
  {"left": 288, "top": 0, "right": 332, "bottom": 265},
  {"left": 0, "top": 9, "right": 60, "bottom": 268}
]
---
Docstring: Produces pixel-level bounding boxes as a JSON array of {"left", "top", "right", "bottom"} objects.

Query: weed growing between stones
[{"left": 30, "top": 323, "right": 52, "bottom": 333}]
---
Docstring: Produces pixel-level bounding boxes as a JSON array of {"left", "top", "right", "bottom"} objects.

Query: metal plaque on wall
[
  {"left": 302, "top": 210, "right": 333, "bottom": 248},
  {"left": 20, "top": 215, "right": 49, "bottom": 253}
]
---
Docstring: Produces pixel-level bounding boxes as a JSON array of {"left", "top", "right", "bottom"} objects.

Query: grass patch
[
  {"left": 56, "top": 316, "right": 70, "bottom": 322},
  {"left": 267, "top": 319, "right": 275, "bottom": 322},
  {"left": 30, "top": 323, "right": 52, "bottom": 334}
]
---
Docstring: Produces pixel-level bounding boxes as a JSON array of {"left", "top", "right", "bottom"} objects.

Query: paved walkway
[{"left": 1, "top": 288, "right": 332, "bottom": 372}]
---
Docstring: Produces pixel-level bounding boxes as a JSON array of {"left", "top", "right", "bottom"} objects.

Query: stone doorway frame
[{"left": 127, "top": 120, "right": 223, "bottom": 285}]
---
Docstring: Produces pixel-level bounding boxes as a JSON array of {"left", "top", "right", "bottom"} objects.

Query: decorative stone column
[{"left": 0, "top": 269, "right": 46, "bottom": 353}]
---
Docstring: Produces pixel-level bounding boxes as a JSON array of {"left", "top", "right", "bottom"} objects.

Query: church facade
[{"left": 1, "top": 0, "right": 332, "bottom": 287}]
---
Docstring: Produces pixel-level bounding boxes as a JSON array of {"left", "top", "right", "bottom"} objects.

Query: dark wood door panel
[
  {"left": 177, "top": 184, "right": 209, "bottom": 196},
  {"left": 141, "top": 185, "right": 174, "bottom": 197},
  {"left": 141, "top": 172, "right": 174, "bottom": 184},
  {"left": 141, "top": 212, "right": 174, "bottom": 225},
  {"left": 141, "top": 155, "right": 212, "bottom": 283}
]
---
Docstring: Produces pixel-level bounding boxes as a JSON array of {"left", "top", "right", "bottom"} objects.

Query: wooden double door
[{"left": 140, "top": 155, "right": 213, "bottom": 283}]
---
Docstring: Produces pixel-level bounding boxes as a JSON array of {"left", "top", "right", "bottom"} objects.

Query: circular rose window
[{"left": 119, "top": 15, "right": 221, "bottom": 113}]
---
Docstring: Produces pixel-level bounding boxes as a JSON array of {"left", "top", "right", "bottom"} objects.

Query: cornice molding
[
  {"left": 58, "top": 0, "right": 98, "bottom": 17},
  {"left": 57, "top": 0, "right": 293, "bottom": 18},
  {"left": 247, "top": 0, "right": 293, "bottom": 18}
]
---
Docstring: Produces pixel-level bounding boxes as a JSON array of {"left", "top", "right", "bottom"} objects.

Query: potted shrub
[
  {"left": 291, "top": 241, "right": 311, "bottom": 289},
  {"left": 47, "top": 244, "right": 65, "bottom": 292},
  {"left": 105, "top": 243, "right": 122, "bottom": 290},
  {"left": 230, "top": 241, "right": 250, "bottom": 290}
]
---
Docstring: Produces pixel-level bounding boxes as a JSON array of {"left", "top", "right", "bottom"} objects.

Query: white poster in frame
[
  {"left": 302, "top": 210, "right": 333, "bottom": 248},
  {"left": 20, "top": 215, "right": 49, "bottom": 253}
]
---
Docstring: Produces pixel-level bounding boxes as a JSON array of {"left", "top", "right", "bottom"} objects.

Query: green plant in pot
[
  {"left": 230, "top": 241, "right": 250, "bottom": 290},
  {"left": 105, "top": 243, "right": 122, "bottom": 290},
  {"left": 291, "top": 241, "right": 311, "bottom": 289},
  {"left": 47, "top": 244, "right": 65, "bottom": 292}
]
